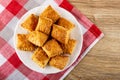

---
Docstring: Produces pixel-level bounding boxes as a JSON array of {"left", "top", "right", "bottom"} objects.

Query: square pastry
[
  {"left": 35, "top": 17, "right": 53, "bottom": 35},
  {"left": 42, "top": 39, "right": 63, "bottom": 58},
  {"left": 28, "top": 31, "right": 48, "bottom": 47},
  {"left": 17, "top": 34, "right": 35, "bottom": 51},
  {"left": 40, "top": 5, "right": 60, "bottom": 23},
  {"left": 51, "top": 24, "right": 70, "bottom": 44},
  {"left": 57, "top": 17, "right": 75, "bottom": 31},
  {"left": 21, "top": 14, "right": 38, "bottom": 32},
  {"left": 61, "top": 39, "right": 77, "bottom": 55},
  {"left": 49, "top": 55, "right": 69, "bottom": 70},
  {"left": 32, "top": 48, "right": 50, "bottom": 68}
]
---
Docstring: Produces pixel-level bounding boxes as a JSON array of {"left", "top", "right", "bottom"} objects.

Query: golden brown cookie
[
  {"left": 21, "top": 14, "right": 38, "bottom": 32},
  {"left": 57, "top": 17, "right": 75, "bottom": 31},
  {"left": 28, "top": 31, "right": 48, "bottom": 47},
  {"left": 49, "top": 55, "right": 69, "bottom": 70},
  {"left": 40, "top": 5, "right": 60, "bottom": 23},
  {"left": 42, "top": 39, "right": 63, "bottom": 58},
  {"left": 61, "top": 39, "right": 77, "bottom": 55},
  {"left": 17, "top": 34, "right": 35, "bottom": 51},
  {"left": 35, "top": 17, "right": 53, "bottom": 35},
  {"left": 32, "top": 48, "right": 50, "bottom": 68},
  {"left": 51, "top": 24, "right": 70, "bottom": 44}
]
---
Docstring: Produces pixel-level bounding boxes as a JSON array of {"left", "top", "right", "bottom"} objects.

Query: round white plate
[{"left": 14, "top": 5, "right": 83, "bottom": 74}]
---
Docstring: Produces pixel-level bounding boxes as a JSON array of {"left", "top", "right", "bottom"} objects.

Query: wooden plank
[{"left": 65, "top": 0, "right": 120, "bottom": 80}]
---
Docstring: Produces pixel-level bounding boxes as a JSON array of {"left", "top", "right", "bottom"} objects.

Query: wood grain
[{"left": 65, "top": 0, "right": 120, "bottom": 80}]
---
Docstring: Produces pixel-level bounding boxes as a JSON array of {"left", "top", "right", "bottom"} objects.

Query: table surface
[{"left": 65, "top": 0, "right": 120, "bottom": 80}]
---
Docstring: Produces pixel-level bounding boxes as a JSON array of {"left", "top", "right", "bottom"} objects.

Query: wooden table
[{"left": 65, "top": 0, "right": 120, "bottom": 80}]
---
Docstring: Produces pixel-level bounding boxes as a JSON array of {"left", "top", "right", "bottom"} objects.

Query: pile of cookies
[{"left": 17, "top": 5, "right": 77, "bottom": 70}]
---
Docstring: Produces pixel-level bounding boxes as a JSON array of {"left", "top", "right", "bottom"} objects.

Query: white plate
[{"left": 14, "top": 5, "right": 83, "bottom": 74}]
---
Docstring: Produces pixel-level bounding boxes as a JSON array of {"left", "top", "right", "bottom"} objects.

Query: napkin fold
[{"left": 0, "top": 0, "right": 104, "bottom": 80}]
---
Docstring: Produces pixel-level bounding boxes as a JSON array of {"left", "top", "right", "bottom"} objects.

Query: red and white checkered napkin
[{"left": 0, "top": 0, "right": 104, "bottom": 80}]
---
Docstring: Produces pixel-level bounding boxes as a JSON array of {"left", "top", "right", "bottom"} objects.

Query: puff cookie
[
  {"left": 57, "top": 17, "right": 75, "bottom": 31},
  {"left": 32, "top": 48, "right": 50, "bottom": 68},
  {"left": 17, "top": 34, "right": 35, "bottom": 51},
  {"left": 35, "top": 17, "right": 53, "bottom": 35},
  {"left": 21, "top": 14, "right": 38, "bottom": 32},
  {"left": 28, "top": 31, "right": 48, "bottom": 47},
  {"left": 49, "top": 55, "right": 69, "bottom": 70},
  {"left": 40, "top": 5, "right": 60, "bottom": 23},
  {"left": 61, "top": 39, "right": 77, "bottom": 55},
  {"left": 51, "top": 24, "right": 70, "bottom": 44},
  {"left": 42, "top": 39, "right": 63, "bottom": 58}
]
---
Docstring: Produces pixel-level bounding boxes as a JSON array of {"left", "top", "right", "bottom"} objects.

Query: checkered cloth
[{"left": 0, "top": 0, "right": 104, "bottom": 80}]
